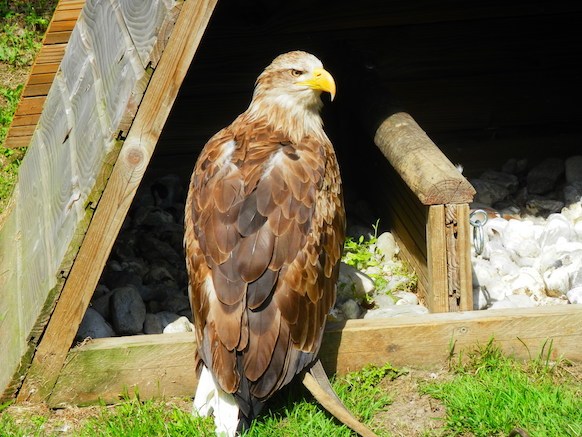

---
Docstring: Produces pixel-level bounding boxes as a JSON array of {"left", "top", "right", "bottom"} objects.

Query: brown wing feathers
[{"left": 186, "top": 110, "right": 344, "bottom": 409}]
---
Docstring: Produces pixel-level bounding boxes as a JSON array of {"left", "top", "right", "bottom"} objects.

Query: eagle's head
[{"left": 248, "top": 51, "right": 336, "bottom": 142}]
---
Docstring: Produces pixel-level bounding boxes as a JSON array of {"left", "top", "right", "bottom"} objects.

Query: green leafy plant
[{"left": 341, "top": 220, "right": 418, "bottom": 300}]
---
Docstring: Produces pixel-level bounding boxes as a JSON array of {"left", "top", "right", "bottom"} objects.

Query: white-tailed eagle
[{"left": 184, "top": 51, "right": 345, "bottom": 435}]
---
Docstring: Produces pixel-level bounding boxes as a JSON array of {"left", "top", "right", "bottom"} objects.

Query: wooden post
[
  {"left": 372, "top": 112, "right": 476, "bottom": 312},
  {"left": 16, "top": 0, "right": 218, "bottom": 403}
]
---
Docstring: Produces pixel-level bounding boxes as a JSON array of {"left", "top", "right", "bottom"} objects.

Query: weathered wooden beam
[
  {"left": 17, "top": 0, "right": 218, "bottom": 403},
  {"left": 48, "top": 305, "right": 582, "bottom": 407},
  {"left": 373, "top": 111, "right": 475, "bottom": 205}
]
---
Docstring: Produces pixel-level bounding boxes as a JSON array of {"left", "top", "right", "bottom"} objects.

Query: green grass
[
  {"left": 245, "top": 362, "right": 399, "bottom": 436},
  {"left": 0, "top": 364, "right": 398, "bottom": 437},
  {"left": 78, "top": 398, "right": 215, "bottom": 437},
  {"left": 0, "top": 0, "right": 51, "bottom": 66},
  {"left": 420, "top": 339, "right": 582, "bottom": 437},
  {"left": 0, "top": 85, "right": 23, "bottom": 205}
]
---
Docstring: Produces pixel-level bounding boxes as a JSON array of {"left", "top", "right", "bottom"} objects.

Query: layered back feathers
[{"left": 184, "top": 51, "right": 345, "bottom": 431}]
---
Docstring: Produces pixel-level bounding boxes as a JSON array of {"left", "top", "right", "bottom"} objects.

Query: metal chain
[{"left": 469, "top": 209, "right": 489, "bottom": 255}]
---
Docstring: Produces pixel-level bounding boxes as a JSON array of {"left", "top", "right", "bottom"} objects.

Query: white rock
[
  {"left": 473, "top": 287, "right": 489, "bottom": 310},
  {"left": 538, "top": 214, "right": 574, "bottom": 248},
  {"left": 566, "top": 286, "right": 582, "bottom": 304},
  {"left": 502, "top": 219, "right": 541, "bottom": 260},
  {"left": 393, "top": 291, "right": 418, "bottom": 305},
  {"left": 506, "top": 294, "right": 535, "bottom": 308},
  {"left": 373, "top": 293, "right": 395, "bottom": 308},
  {"left": 561, "top": 201, "right": 582, "bottom": 222},
  {"left": 472, "top": 257, "right": 497, "bottom": 288},
  {"left": 340, "top": 299, "right": 361, "bottom": 319},
  {"left": 364, "top": 304, "right": 428, "bottom": 319},
  {"left": 163, "top": 316, "right": 194, "bottom": 333},
  {"left": 543, "top": 267, "right": 570, "bottom": 297},
  {"left": 488, "top": 299, "right": 518, "bottom": 309},
  {"left": 507, "top": 268, "right": 545, "bottom": 301},
  {"left": 375, "top": 232, "right": 399, "bottom": 258},
  {"left": 489, "top": 250, "right": 519, "bottom": 277},
  {"left": 337, "top": 262, "right": 375, "bottom": 300}
]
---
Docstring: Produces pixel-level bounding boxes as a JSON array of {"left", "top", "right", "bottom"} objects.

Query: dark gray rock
[
  {"left": 100, "top": 269, "right": 143, "bottom": 290},
  {"left": 140, "top": 208, "right": 175, "bottom": 229},
  {"left": 564, "top": 182, "right": 582, "bottom": 205},
  {"left": 480, "top": 170, "right": 519, "bottom": 193},
  {"left": 143, "top": 313, "right": 163, "bottom": 334},
  {"left": 155, "top": 311, "right": 181, "bottom": 330},
  {"left": 91, "top": 290, "right": 113, "bottom": 320},
  {"left": 138, "top": 283, "right": 170, "bottom": 303},
  {"left": 143, "top": 265, "right": 176, "bottom": 286},
  {"left": 527, "top": 158, "right": 565, "bottom": 194},
  {"left": 92, "top": 283, "right": 110, "bottom": 300},
  {"left": 151, "top": 174, "right": 185, "bottom": 209},
  {"left": 525, "top": 198, "right": 565, "bottom": 217},
  {"left": 162, "top": 294, "right": 191, "bottom": 315},
  {"left": 76, "top": 308, "right": 115, "bottom": 341},
  {"left": 470, "top": 178, "right": 510, "bottom": 206},
  {"left": 565, "top": 155, "right": 582, "bottom": 184},
  {"left": 110, "top": 286, "right": 146, "bottom": 335},
  {"left": 138, "top": 234, "right": 181, "bottom": 265}
]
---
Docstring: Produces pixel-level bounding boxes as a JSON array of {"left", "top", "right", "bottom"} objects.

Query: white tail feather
[{"left": 193, "top": 365, "right": 240, "bottom": 436}]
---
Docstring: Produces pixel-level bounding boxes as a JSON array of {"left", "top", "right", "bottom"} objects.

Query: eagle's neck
[{"left": 246, "top": 91, "right": 326, "bottom": 144}]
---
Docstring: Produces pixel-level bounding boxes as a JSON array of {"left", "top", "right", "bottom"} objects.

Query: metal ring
[{"left": 469, "top": 209, "right": 489, "bottom": 256}]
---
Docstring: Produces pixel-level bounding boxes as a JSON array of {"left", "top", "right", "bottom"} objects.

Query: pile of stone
[
  {"left": 469, "top": 155, "right": 582, "bottom": 309},
  {"left": 77, "top": 174, "right": 193, "bottom": 341},
  {"left": 77, "top": 176, "right": 425, "bottom": 341},
  {"left": 470, "top": 155, "right": 582, "bottom": 218}
]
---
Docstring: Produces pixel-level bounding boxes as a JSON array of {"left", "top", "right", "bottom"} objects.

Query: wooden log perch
[
  {"left": 373, "top": 111, "right": 475, "bottom": 205},
  {"left": 344, "top": 61, "right": 476, "bottom": 311}
]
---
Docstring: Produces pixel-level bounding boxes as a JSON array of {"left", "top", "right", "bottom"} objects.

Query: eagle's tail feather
[{"left": 193, "top": 365, "right": 239, "bottom": 436}]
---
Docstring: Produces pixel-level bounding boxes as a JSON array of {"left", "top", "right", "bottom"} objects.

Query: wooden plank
[
  {"left": 451, "top": 204, "right": 473, "bottom": 311},
  {"left": 427, "top": 205, "right": 449, "bottom": 312},
  {"left": 14, "top": 96, "right": 46, "bottom": 115},
  {"left": 373, "top": 112, "right": 475, "bottom": 205},
  {"left": 46, "top": 20, "right": 78, "bottom": 33},
  {"left": 2, "top": 136, "right": 33, "bottom": 148},
  {"left": 17, "top": 0, "right": 218, "bottom": 403},
  {"left": 35, "top": 44, "right": 67, "bottom": 64},
  {"left": 22, "top": 83, "right": 52, "bottom": 97},
  {"left": 5, "top": 125, "right": 36, "bottom": 137},
  {"left": 26, "top": 73, "right": 56, "bottom": 86},
  {"left": 11, "top": 114, "right": 41, "bottom": 127},
  {"left": 51, "top": 8, "right": 83, "bottom": 22},
  {"left": 44, "top": 31, "right": 74, "bottom": 45},
  {"left": 48, "top": 304, "right": 582, "bottom": 406},
  {"left": 28, "top": 62, "right": 61, "bottom": 75}
]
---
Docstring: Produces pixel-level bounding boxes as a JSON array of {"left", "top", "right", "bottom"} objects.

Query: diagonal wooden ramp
[{"left": 0, "top": 0, "right": 218, "bottom": 403}]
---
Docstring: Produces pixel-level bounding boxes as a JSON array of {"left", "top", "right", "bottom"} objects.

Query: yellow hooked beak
[{"left": 295, "top": 67, "right": 336, "bottom": 101}]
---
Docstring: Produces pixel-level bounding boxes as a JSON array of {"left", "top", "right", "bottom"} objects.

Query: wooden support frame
[
  {"left": 47, "top": 304, "right": 582, "bottom": 407},
  {"left": 4, "top": 0, "right": 218, "bottom": 403},
  {"left": 372, "top": 112, "right": 476, "bottom": 312}
]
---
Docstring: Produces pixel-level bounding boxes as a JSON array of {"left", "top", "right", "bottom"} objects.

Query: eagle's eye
[{"left": 291, "top": 69, "right": 303, "bottom": 77}]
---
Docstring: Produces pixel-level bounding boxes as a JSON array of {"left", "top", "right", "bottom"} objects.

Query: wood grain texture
[
  {"left": 373, "top": 112, "right": 475, "bottom": 205},
  {"left": 117, "top": 0, "right": 179, "bottom": 68},
  {"left": 426, "top": 205, "right": 448, "bottom": 312},
  {"left": 47, "top": 305, "right": 582, "bottom": 406},
  {"left": 17, "top": 0, "right": 218, "bottom": 403}
]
